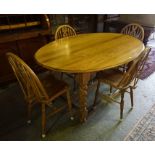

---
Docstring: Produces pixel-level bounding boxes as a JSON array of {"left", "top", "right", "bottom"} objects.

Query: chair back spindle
[
  {"left": 118, "top": 47, "right": 151, "bottom": 88},
  {"left": 55, "top": 25, "right": 76, "bottom": 40},
  {"left": 121, "top": 23, "right": 144, "bottom": 41},
  {"left": 7, "top": 53, "right": 49, "bottom": 103}
]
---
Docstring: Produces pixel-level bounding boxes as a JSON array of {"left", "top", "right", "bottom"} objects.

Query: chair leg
[
  {"left": 110, "top": 86, "right": 112, "bottom": 94},
  {"left": 123, "top": 64, "right": 127, "bottom": 72},
  {"left": 73, "top": 78, "right": 76, "bottom": 91},
  {"left": 27, "top": 101, "right": 32, "bottom": 124},
  {"left": 66, "top": 90, "right": 74, "bottom": 120},
  {"left": 41, "top": 103, "right": 46, "bottom": 138},
  {"left": 120, "top": 91, "right": 124, "bottom": 120},
  {"left": 93, "top": 80, "right": 100, "bottom": 108},
  {"left": 60, "top": 72, "right": 63, "bottom": 80},
  {"left": 130, "top": 87, "right": 134, "bottom": 108}
]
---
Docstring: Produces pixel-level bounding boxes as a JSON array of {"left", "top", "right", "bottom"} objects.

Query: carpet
[
  {"left": 140, "top": 47, "right": 155, "bottom": 79},
  {"left": 124, "top": 104, "right": 155, "bottom": 141}
]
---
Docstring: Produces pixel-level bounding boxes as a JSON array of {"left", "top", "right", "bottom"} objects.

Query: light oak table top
[{"left": 35, "top": 33, "right": 144, "bottom": 73}]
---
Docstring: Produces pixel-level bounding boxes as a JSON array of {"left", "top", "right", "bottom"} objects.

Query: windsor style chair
[
  {"left": 93, "top": 47, "right": 150, "bottom": 119},
  {"left": 6, "top": 52, "right": 73, "bottom": 138}
]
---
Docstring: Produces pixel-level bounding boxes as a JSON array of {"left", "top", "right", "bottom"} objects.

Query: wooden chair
[
  {"left": 121, "top": 23, "right": 144, "bottom": 41},
  {"left": 6, "top": 52, "right": 73, "bottom": 138},
  {"left": 55, "top": 24, "right": 76, "bottom": 40},
  {"left": 93, "top": 47, "right": 151, "bottom": 120},
  {"left": 55, "top": 24, "right": 77, "bottom": 90},
  {"left": 120, "top": 23, "right": 145, "bottom": 72}
]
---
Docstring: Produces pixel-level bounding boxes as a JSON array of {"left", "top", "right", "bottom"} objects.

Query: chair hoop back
[
  {"left": 118, "top": 47, "right": 150, "bottom": 88},
  {"left": 55, "top": 24, "right": 76, "bottom": 40},
  {"left": 6, "top": 52, "right": 49, "bottom": 102},
  {"left": 121, "top": 23, "right": 144, "bottom": 41},
  {"left": 134, "top": 47, "right": 151, "bottom": 86}
]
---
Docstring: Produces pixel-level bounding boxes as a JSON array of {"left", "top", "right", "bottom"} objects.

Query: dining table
[{"left": 34, "top": 33, "right": 144, "bottom": 122}]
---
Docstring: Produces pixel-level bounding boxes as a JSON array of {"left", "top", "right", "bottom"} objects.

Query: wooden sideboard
[
  {"left": 67, "top": 15, "right": 98, "bottom": 33},
  {"left": 0, "top": 14, "right": 52, "bottom": 85}
]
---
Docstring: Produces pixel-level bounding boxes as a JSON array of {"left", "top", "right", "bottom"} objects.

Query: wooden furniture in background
[
  {"left": 35, "top": 33, "right": 144, "bottom": 122},
  {"left": 103, "top": 14, "right": 120, "bottom": 32},
  {"left": 67, "top": 15, "right": 98, "bottom": 34},
  {"left": 0, "top": 14, "right": 52, "bottom": 85},
  {"left": 6, "top": 52, "right": 73, "bottom": 138},
  {"left": 93, "top": 47, "right": 151, "bottom": 119}
]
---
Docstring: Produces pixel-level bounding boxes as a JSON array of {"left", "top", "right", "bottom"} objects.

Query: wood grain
[{"left": 35, "top": 33, "right": 144, "bottom": 73}]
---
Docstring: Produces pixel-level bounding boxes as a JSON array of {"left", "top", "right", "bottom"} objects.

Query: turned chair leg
[
  {"left": 41, "top": 103, "right": 46, "bottom": 138},
  {"left": 60, "top": 72, "right": 63, "bottom": 80},
  {"left": 120, "top": 91, "right": 124, "bottom": 120},
  {"left": 66, "top": 90, "right": 74, "bottom": 120},
  {"left": 73, "top": 78, "right": 76, "bottom": 91},
  {"left": 130, "top": 87, "right": 134, "bottom": 108},
  {"left": 110, "top": 86, "right": 112, "bottom": 94},
  {"left": 93, "top": 80, "right": 100, "bottom": 108},
  {"left": 27, "top": 101, "right": 32, "bottom": 124}
]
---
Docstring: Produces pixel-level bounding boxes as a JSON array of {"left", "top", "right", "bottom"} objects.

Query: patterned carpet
[
  {"left": 124, "top": 104, "right": 155, "bottom": 141},
  {"left": 140, "top": 47, "right": 155, "bottom": 79}
]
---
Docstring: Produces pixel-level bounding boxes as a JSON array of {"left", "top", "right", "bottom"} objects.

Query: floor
[{"left": 0, "top": 68, "right": 155, "bottom": 141}]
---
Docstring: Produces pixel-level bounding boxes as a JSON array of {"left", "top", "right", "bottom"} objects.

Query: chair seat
[
  {"left": 40, "top": 73, "right": 69, "bottom": 101},
  {"left": 96, "top": 69, "right": 124, "bottom": 88}
]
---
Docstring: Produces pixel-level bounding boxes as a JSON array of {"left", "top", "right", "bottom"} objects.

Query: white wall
[{"left": 119, "top": 14, "right": 155, "bottom": 27}]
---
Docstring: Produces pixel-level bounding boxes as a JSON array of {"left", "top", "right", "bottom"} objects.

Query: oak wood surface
[{"left": 35, "top": 33, "right": 144, "bottom": 73}]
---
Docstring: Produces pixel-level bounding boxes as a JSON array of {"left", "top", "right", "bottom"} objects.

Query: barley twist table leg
[{"left": 77, "top": 73, "right": 90, "bottom": 122}]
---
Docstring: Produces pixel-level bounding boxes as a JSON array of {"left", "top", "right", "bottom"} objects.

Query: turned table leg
[{"left": 77, "top": 73, "right": 90, "bottom": 122}]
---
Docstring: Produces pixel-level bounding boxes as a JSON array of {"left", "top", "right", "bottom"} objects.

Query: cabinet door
[
  {"left": 68, "top": 15, "right": 97, "bottom": 34},
  {"left": 0, "top": 42, "right": 19, "bottom": 84},
  {"left": 17, "top": 36, "right": 47, "bottom": 72}
]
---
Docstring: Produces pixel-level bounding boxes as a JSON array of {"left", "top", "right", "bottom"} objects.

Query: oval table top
[{"left": 35, "top": 33, "right": 144, "bottom": 73}]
